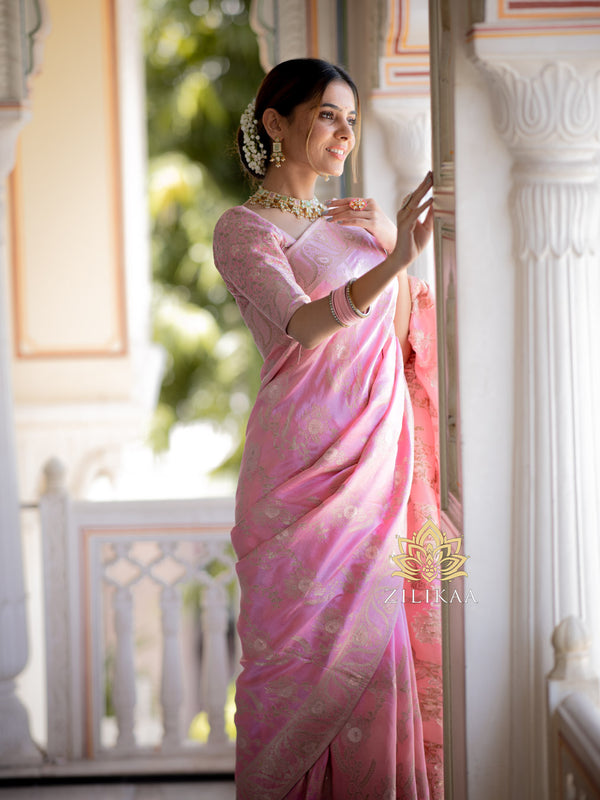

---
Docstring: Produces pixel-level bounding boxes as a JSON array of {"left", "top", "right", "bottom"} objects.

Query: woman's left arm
[{"left": 326, "top": 197, "right": 413, "bottom": 362}]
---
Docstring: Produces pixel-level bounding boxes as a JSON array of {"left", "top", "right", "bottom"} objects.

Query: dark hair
[{"left": 237, "top": 58, "right": 360, "bottom": 180}]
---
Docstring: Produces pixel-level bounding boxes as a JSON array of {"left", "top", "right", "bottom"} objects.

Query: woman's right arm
[{"left": 287, "top": 172, "right": 433, "bottom": 351}]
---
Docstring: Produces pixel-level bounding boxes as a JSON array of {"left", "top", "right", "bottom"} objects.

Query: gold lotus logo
[{"left": 392, "top": 518, "right": 469, "bottom": 583}]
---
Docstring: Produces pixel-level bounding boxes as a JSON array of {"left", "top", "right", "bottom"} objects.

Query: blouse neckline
[{"left": 237, "top": 203, "right": 325, "bottom": 249}]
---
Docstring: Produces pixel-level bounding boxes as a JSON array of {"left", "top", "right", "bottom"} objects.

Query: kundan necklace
[{"left": 248, "top": 186, "right": 326, "bottom": 221}]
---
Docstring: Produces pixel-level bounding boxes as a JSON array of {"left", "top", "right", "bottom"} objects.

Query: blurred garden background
[{"left": 143, "top": 0, "right": 264, "bottom": 480}]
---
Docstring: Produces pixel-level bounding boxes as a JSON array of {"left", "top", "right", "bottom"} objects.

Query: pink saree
[{"left": 213, "top": 206, "right": 442, "bottom": 800}]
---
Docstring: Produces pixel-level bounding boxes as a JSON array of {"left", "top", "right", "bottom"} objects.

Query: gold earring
[{"left": 269, "top": 138, "right": 286, "bottom": 168}]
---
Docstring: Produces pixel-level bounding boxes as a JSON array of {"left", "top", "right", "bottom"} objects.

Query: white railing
[
  {"left": 39, "top": 458, "right": 238, "bottom": 775},
  {"left": 547, "top": 616, "right": 600, "bottom": 800}
]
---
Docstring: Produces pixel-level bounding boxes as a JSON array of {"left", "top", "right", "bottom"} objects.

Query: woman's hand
[
  {"left": 287, "top": 172, "right": 434, "bottom": 353},
  {"left": 390, "top": 171, "right": 434, "bottom": 270},
  {"left": 326, "top": 196, "right": 398, "bottom": 254}
]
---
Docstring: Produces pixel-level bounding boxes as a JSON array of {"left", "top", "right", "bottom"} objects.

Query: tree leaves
[{"left": 144, "top": 0, "right": 264, "bottom": 471}]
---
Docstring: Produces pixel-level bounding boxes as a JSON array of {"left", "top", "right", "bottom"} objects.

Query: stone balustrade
[{"left": 35, "top": 458, "right": 238, "bottom": 776}]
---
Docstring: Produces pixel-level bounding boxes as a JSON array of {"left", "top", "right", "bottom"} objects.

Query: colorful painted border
[{"left": 498, "top": 0, "right": 600, "bottom": 19}]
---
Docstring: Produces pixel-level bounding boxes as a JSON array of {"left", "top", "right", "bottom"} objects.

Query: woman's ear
[{"left": 262, "top": 108, "right": 285, "bottom": 141}]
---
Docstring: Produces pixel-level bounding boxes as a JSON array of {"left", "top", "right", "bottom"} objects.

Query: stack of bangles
[{"left": 328, "top": 280, "right": 371, "bottom": 327}]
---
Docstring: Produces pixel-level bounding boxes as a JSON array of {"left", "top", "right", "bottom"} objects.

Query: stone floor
[{"left": 0, "top": 780, "right": 236, "bottom": 799}]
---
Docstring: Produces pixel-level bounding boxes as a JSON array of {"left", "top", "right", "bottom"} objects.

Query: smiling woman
[
  {"left": 260, "top": 80, "right": 358, "bottom": 180},
  {"left": 212, "top": 58, "right": 440, "bottom": 799}
]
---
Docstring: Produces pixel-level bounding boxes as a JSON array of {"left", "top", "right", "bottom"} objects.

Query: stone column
[
  {"left": 372, "top": 106, "right": 431, "bottom": 209},
  {"left": 0, "top": 0, "right": 49, "bottom": 765},
  {"left": 472, "top": 45, "right": 600, "bottom": 799},
  {"left": 0, "top": 110, "right": 41, "bottom": 766},
  {"left": 370, "top": 101, "right": 433, "bottom": 284},
  {"left": 250, "top": 0, "right": 317, "bottom": 71}
]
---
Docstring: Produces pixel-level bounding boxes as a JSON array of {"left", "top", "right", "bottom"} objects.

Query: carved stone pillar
[
  {"left": 0, "top": 112, "right": 41, "bottom": 765},
  {"left": 371, "top": 103, "right": 433, "bottom": 283},
  {"left": 374, "top": 108, "right": 431, "bottom": 209},
  {"left": 472, "top": 43, "right": 600, "bottom": 799},
  {"left": 0, "top": 0, "right": 48, "bottom": 765}
]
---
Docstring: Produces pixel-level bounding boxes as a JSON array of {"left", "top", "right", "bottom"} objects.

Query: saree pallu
[
  {"left": 213, "top": 208, "right": 441, "bottom": 800},
  {"left": 405, "top": 288, "right": 444, "bottom": 799}
]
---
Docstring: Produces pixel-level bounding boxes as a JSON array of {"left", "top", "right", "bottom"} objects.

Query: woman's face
[{"left": 280, "top": 80, "right": 357, "bottom": 178}]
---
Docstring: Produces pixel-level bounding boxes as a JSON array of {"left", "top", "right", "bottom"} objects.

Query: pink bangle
[
  {"left": 345, "top": 280, "right": 370, "bottom": 318},
  {"left": 329, "top": 281, "right": 371, "bottom": 328}
]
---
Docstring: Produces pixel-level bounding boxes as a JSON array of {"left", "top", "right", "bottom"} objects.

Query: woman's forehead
[{"left": 320, "top": 80, "right": 356, "bottom": 110}]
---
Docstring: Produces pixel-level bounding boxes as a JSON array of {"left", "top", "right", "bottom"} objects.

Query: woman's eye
[{"left": 319, "top": 110, "right": 357, "bottom": 127}]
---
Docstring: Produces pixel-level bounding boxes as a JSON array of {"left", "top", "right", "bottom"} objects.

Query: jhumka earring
[{"left": 269, "top": 138, "right": 286, "bottom": 168}]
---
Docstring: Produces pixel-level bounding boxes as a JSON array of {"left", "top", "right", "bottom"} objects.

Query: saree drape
[{"left": 213, "top": 207, "right": 442, "bottom": 800}]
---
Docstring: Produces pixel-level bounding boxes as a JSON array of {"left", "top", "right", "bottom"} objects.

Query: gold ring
[{"left": 349, "top": 198, "right": 367, "bottom": 211}]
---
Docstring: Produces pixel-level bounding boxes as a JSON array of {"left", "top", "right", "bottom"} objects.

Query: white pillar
[
  {"left": 0, "top": 0, "right": 49, "bottom": 765},
  {"left": 0, "top": 110, "right": 41, "bottom": 765},
  {"left": 201, "top": 582, "right": 229, "bottom": 747},
  {"left": 113, "top": 582, "right": 137, "bottom": 753},
  {"left": 160, "top": 584, "right": 184, "bottom": 751},
  {"left": 370, "top": 101, "right": 434, "bottom": 284},
  {"left": 471, "top": 43, "right": 600, "bottom": 799}
]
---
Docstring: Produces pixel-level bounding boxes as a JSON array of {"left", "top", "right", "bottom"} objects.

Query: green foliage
[{"left": 143, "top": 0, "right": 264, "bottom": 471}]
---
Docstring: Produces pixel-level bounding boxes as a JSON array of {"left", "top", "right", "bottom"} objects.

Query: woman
[{"left": 213, "top": 58, "right": 442, "bottom": 800}]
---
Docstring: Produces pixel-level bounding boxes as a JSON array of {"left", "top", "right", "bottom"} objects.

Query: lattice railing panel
[
  {"left": 89, "top": 531, "right": 239, "bottom": 758},
  {"left": 40, "top": 474, "right": 237, "bottom": 772}
]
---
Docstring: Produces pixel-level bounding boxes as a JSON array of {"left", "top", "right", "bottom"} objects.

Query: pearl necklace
[{"left": 248, "top": 187, "right": 326, "bottom": 221}]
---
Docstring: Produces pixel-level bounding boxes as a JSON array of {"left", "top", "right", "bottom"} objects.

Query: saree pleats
[{"left": 283, "top": 622, "right": 430, "bottom": 800}]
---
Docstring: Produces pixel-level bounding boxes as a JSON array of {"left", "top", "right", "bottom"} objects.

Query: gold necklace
[{"left": 248, "top": 186, "right": 326, "bottom": 221}]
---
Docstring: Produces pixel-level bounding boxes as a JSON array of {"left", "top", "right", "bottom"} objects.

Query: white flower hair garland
[{"left": 240, "top": 99, "right": 267, "bottom": 176}]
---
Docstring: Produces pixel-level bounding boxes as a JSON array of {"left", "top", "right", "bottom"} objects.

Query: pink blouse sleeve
[{"left": 213, "top": 208, "right": 311, "bottom": 339}]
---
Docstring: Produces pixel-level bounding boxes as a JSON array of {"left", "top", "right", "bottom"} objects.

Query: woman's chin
[{"left": 322, "top": 164, "right": 345, "bottom": 178}]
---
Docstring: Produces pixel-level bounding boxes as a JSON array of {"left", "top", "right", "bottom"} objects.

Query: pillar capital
[
  {"left": 370, "top": 98, "right": 431, "bottom": 188},
  {"left": 474, "top": 57, "right": 600, "bottom": 163},
  {"left": 468, "top": 20, "right": 600, "bottom": 168}
]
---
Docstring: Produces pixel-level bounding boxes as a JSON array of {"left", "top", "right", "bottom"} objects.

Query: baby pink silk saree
[{"left": 213, "top": 206, "right": 441, "bottom": 800}]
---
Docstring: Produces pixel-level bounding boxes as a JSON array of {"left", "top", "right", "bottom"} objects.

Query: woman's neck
[{"left": 261, "top": 166, "right": 319, "bottom": 200}]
